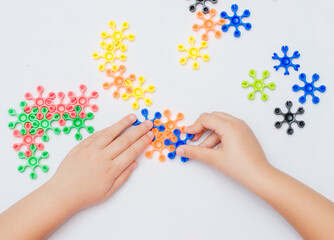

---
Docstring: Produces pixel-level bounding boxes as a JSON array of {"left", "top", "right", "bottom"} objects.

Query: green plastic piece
[
  {"left": 242, "top": 70, "right": 276, "bottom": 101},
  {"left": 8, "top": 101, "right": 39, "bottom": 135},
  {"left": 63, "top": 106, "right": 94, "bottom": 140},
  {"left": 29, "top": 107, "right": 61, "bottom": 142},
  {"left": 18, "top": 144, "right": 49, "bottom": 179}
]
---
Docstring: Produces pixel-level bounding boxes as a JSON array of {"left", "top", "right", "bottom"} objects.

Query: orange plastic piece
[
  {"left": 145, "top": 110, "right": 185, "bottom": 162},
  {"left": 192, "top": 9, "right": 226, "bottom": 41},
  {"left": 121, "top": 76, "right": 155, "bottom": 110},
  {"left": 178, "top": 36, "right": 210, "bottom": 70},
  {"left": 92, "top": 41, "right": 126, "bottom": 72},
  {"left": 103, "top": 65, "right": 136, "bottom": 98}
]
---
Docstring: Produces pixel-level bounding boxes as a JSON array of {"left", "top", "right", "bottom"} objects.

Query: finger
[
  {"left": 105, "top": 120, "right": 153, "bottom": 159},
  {"left": 211, "top": 111, "right": 238, "bottom": 121},
  {"left": 93, "top": 114, "right": 137, "bottom": 148},
  {"left": 199, "top": 132, "right": 221, "bottom": 148},
  {"left": 106, "top": 161, "right": 138, "bottom": 198},
  {"left": 191, "top": 132, "right": 204, "bottom": 141},
  {"left": 112, "top": 131, "right": 154, "bottom": 175},
  {"left": 176, "top": 145, "right": 219, "bottom": 166}
]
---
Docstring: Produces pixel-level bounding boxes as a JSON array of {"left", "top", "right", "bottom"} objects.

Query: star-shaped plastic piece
[
  {"left": 68, "top": 85, "right": 99, "bottom": 118},
  {"left": 121, "top": 76, "right": 155, "bottom": 110},
  {"left": 54, "top": 91, "right": 76, "bottom": 126},
  {"left": 272, "top": 46, "right": 300, "bottom": 75},
  {"left": 220, "top": 4, "right": 252, "bottom": 38},
  {"left": 178, "top": 36, "right": 209, "bottom": 70},
  {"left": 17, "top": 144, "right": 49, "bottom": 179},
  {"left": 192, "top": 9, "right": 226, "bottom": 41},
  {"left": 274, "top": 101, "right": 305, "bottom": 135},
  {"left": 189, "top": 0, "right": 218, "bottom": 14},
  {"left": 242, "top": 70, "right": 276, "bottom": 101},
  {"left": 133, "top": 108, "right": 165, "bottom": 132},
  {"left": 104, "top": 65, "right": 136, "bottom": 98},
  {"left": 164, "top": 129, "right": 194, "bottom": 163},
  {"left": 292, "top": 73, "right": 326, "bottom": 104}
]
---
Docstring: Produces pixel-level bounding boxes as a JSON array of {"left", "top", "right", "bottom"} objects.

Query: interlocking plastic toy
[
  {"left": 220, "top": 4, "right": 252, "bottom": 38},
  {"left": 68, "top": 85, "right": 99, "bottom": 118},
  {"left": 242, "top": 70, "right": 276, "bottom": 101},
  {"left": 17, "top": 144, "right": 49, "bottom": 179},
  {"left": 63, "top": 106, "right": 95, "bottom": 141},
  {"left": 164, "top": 129, "right": 194, "bottom": 162},
  {"left": 192, "top": 9, "right": 226, "bottom": 41},
  {"left": 272, "top": 46, "right": 300, "bottom": 76},
  {"left": 104, "top": 65, "right": 136, "bottom": 98},
  {"left": 121, "top": 76, "right": 155, "bottom": 110},
  {"left": 92, "top": 41, "right": 127, "bottom": 72},
  {"left": 292, "top": 73, "right": 326, "bottom": 104},
  {"left": 178, "top": 36, "right": 209, "bottom": 70},
  {"left": 133, "top": 108, "right": 165, "bottom": 132},
  {"left": 55, "top": 92, "right": 76, "bottom": 126},
  {"left": 274, "top": 101, "right": 305, "bottom": 135},
  {"left": 189, "top": 0, "right": 218, "bottom": 14},
  {"left": 101, "top": 21, "right": 135, "bottom": 52}
]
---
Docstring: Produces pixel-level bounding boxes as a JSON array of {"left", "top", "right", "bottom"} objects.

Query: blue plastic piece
[
  {"left": 133, "top": 109, "right": 165, "bottom": 132},
  {"left": 164, "top": 129, "right": 194, "bottom": 163},
  {"left": 220, "top": 4, "right": 252, "bottom": 38},
  {"left": 272, "top": 46, "right": 300, "bottom": 75},
  {"left": 292, "top": 73, "right": 326, "bottom": 104}
]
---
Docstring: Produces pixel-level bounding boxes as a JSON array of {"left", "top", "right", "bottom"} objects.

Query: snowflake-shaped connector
[
  {"left": 121, "top": 76, "right": 155, "bottom": 110},
  {"left": 220, "top": 4, "right": 252, "bottom": 38},
  {"left": 101, "top": 21, "right": 135, "bottom": 52},
  {"left": 13, "top": 122, "right": 44, "bottom": 157},
  {"left": 17, "top": 144, "right": 49, "bottom": 179},
  {"left": 55, "top": 91, "right": 76, "bottom": 126},
  {"left": 164, "top": 129, "right": 194, "bottom": 163},
  {"left": 104, "top": 65, "right": 136, "bottom": 98},
  {"left": 272, "top": 46, "right": 300, "bottom": 75},
  {"left": 292, "top": 73, "right": 326, "bottom": 104},
  {"left": 274, "top": 101, "right": 305, "bottom": 135},
  {"left": 242, "top": 70, "right": 276, "bottom": 101},
  {"left": 63, "top": 106, "right": 95, "bottom": 141},
  {"left": 192, "top": 9, "right": 226, "bottom": 41},
  {"left": 189, "top": 0, "right": 218, "bottom": 14},
  {"left": 92, "top": 41, "right": 127, "bottom": 72},
  {"left": 133, "top": 109, "right": 165, "bottom": 132},
  {"left": 178, "top": 36, "right": 209, "bottom": 70},
  {"left": 68, "top": 85, "right": 99, "bottom": 118},
  {"left": 24, "top": 86, "right": 57, "bottom": 119}
]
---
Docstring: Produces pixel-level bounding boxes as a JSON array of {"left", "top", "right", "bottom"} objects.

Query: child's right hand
[{"left": 177, "top": 112, "right": 272, "bottom": 185}]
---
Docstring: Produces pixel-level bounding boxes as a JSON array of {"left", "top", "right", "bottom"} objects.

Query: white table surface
[{"left": 0, "top": 0, "right": 333, "bottom": 239}]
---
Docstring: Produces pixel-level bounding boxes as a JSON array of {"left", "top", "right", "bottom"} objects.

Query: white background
[{"left": 0, "top": 0, "right": 333, "bottom": 239}]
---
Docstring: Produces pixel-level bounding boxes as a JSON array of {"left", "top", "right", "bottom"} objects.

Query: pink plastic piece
[
  {"left": 68, "top": 85, "right": 99, "bottom": 118},
  {"left": 55, "top": 92, "right": 76, "bottom": 126}
]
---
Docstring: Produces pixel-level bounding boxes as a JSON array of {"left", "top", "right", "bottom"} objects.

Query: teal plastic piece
[
  {"left": 18, "top": 144, "right": 49, "bottom": 179},
  {"left": 63, "top": 106, "right": 95, "bottom": 140},
  {"left": 242, "top": 70, "right": 276, "bottom": 101}
]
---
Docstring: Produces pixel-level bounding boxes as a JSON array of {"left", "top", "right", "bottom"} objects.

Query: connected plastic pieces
[
  {"left": 292, "top": 73, "right": 326, "bottom": 104},
  {"left": 274, "top": 101, "right": 305, "bottom": 135},
  {"left": 189, "top": 0, "right": 218, "bottom": 14},
  {"left": 272, "top": 46, "right": 300, "bottom": 76},
  {"left": 133, "top": 108, "right": 165, "bottom": 132},
  {"left": 164, "top": 129, "right": 194, "bottom": 163},
  {"left": 178, "top": 36, "right": 209, "bottom": 70},
  {"left": 242, "top": 70, "right": 276, "bottom": 101},
  {"left": 220, "top": 4, "right": 252, "bottom": 38}
]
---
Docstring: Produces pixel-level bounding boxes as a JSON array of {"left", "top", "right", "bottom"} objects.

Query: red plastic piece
[
  {"left": 54, "top": 92, "right": 76, "bottom": 126},
  {"left": 68, "top": 85, "right": 99, "bottom": 118}
]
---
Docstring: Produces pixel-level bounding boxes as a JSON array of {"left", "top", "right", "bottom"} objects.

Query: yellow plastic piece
[
  {"left": 121, "top": 76, "right": 155, "bottom": 110},
  {"left": 101, "top": 21, "right": 135, "bottom": 52},
  {"left": 92, "top": 41, "right": 127, "bottom": 72},
  {"left": 178, "top": 36, "right": 210, "bottom": 70}
]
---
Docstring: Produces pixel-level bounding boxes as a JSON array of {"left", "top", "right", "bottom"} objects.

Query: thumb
[{"left": 177, "top": 145, "right": 217, "bottom": 166}]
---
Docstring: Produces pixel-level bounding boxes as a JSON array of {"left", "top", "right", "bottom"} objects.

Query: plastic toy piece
[
  {"left": 189, "top": 0, "right": 218, "bottom": 14},
  {"left": 68, "top": 85, "right": 99, "bottom": 118},
  {"left": 63, "top": 106, "right": 95, "bottom": 141},
  {"left": 17, "top": 144, "right": 49, "bottom": 179},
  {"left": 242, "top": 70, "right": 276, "bottom": 101},
  {"left": 92, "top": 41, "right": 127, "bottom": 72},
  {"left": 220, "top": 4, "right": 252, "bottom": 38},
  {"left": 133, "top": 109, "right": 165, "bottom": 132},
  {"left": 272, "top": 46, "right": 300, "bottom": 75},
  {"left": 164, "top": 129, "right": 194, "bottom": 162},
  {"left": 104, "top": 65, "right": 136, "bottom": 98},
  {"left": 274, "top": 101, "right": 305, "bottom": 135},
  {"left": 154, "top": 109, "right": 186, "bottom": 137},
  {"left": 192, "top": 9, "right": 226, "bottom": 41},
  {"left": 292, "top": 73, "right": 326, "bottom": 104},
  {"left": 178, "top": 36, "right": 209, "bottom": 70},
  {"left": 13, "top": 122, "right": 44, "bottom": 157},
  {"left": 101, "top": 21, "right": 135, "bottom": 52},
  {"left": 121, "top": 76, "right": 155, "bottom": 110},
  {"left": 55, "top": 92, "right": 76, "bottom": 126}
]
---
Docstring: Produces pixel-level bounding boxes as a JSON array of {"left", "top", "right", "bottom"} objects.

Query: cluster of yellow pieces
[{"left": 92, "top": 21, "right": 155, "bottom": 110}]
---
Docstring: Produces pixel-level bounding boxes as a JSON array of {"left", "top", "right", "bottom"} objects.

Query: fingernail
[
  {"left": 176, "top": 147, "right": 185, "bottom": 156},
  {"left": 129, "top": 114, "right": 137, "bottom": 122},
  {"left": 144, "top": 120, "right": 153, "bottom": 127},
  {"left": 147, "top": 131, "right": 154, "bottom": 138}
]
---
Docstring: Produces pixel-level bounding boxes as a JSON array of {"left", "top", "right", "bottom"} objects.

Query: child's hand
[
  {"left": 48, "top": 114, "right": 154, "bottom": 212},
  {"left": 176, "top": 112, "right": 271, "bottom": 184}
]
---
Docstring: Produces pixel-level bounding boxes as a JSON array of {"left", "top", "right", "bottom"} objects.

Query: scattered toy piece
[
  {"left": 272, "top": 46, "right": 300, "bottom": 76},
  {"left": 189, "top": 0, "right": 218, "bottom": 14}
]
